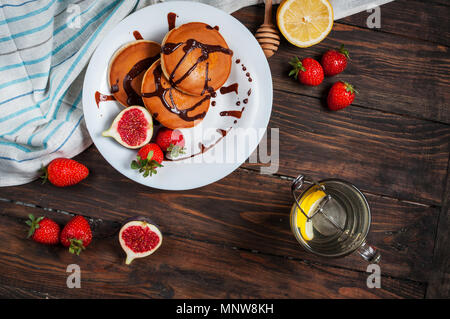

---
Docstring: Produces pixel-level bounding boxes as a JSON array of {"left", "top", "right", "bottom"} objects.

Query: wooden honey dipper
[{"left": 255, "top": 0, "right": 280, "bottom": 58}]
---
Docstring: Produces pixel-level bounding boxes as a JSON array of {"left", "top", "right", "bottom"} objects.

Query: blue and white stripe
[{"left": 0, "top": 0, "right": 140, "bottom": 186}]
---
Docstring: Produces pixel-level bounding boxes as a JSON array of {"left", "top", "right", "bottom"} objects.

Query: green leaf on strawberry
[
  {"left": 131, "top": 151, "right": 163, "bottom": 177},
  {"left": 26, "top": 214, "right": 44, "bottom": 238},
  {"left": 167, "top": 143, "right": 186, "bottom": 158},
  {"left": 343, "top": 81, "right": 358, "bottom": 94},
  {"left": 68, "top": 238, "right": 85, "bottom": 256},
  {"left": 288, "top": 56, "right": 306, "bottom": 80},
  {"left": 39, "top": 165, "right": 48, "bottom": 184},
  {"left": 339, "top": 44, "right": 350, "bottom": 60}
]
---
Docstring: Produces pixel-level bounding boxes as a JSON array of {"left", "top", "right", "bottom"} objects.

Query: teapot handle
[{"left": 291, "top": 174, "right": 309, "bottom": 219}]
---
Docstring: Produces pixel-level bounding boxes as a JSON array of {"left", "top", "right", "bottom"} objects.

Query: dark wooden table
[{"left": 0, "top": 1, "right": 449, "bottom": 299}]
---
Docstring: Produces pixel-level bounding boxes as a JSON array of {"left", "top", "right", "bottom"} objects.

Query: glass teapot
[{"left": 290, "top": 174, "right": 380, "bottom": 263}]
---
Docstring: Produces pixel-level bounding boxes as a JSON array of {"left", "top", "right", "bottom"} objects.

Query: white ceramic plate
[{"left": 82, "top": 1, "right": 272, "bottom": 190}]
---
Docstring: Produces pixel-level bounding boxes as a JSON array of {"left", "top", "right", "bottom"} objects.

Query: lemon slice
[
  {"left": 277, "top": 0, "right": 334, "bottom": 48},
  {"left": 296, "top": 189, "right": 326, "bottom": 241}
]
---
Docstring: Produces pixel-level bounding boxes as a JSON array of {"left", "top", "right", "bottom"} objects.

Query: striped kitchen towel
[
  {"left": 0, "top": 0, "right": 139, "bottom": 186},
  {"left": 0, "top": 0, "right": 393, "bottom": 187}
]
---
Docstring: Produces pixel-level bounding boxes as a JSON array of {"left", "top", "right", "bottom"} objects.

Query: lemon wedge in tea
[{"left": 296, "top": 189, "right": 327, "bottom": 241}]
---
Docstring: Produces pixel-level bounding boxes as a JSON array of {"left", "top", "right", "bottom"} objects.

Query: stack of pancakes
[{"left": 108, "top": 22, "right": 233, "bottom": 129}]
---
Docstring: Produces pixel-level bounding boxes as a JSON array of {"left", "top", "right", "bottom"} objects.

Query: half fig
[
  {"left": 102, "top": 106, "right": 153, "bottom": 149},
  {"left": 119, "top": 217, "right": 162, "bottom": 265}
]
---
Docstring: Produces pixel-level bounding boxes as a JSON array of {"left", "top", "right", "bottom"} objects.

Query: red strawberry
[
  {"left": 321, "top": 44, "right": 349, "bottom": 76},
  {"left": 131, "top": 143, "right": 164, "bottom": 177},
  {"left": 60, "top": 216, "right": 92, "bottom": 255},
  {"left": 289, "top": 57, "right": 324, "bottom": 86},
  {"left": 41, "top": 158, "right": 89, "bottom": 187},
  {"left": 26, "top": 214, "right": 60, "bottom": 245},
  {"left": 327, "top": 81, "right": 357, "bottom": 111},
  {"left": 156, "top": 128, "right": 186, "bottom": 158}
]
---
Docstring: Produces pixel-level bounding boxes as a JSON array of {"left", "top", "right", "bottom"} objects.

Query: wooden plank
[
  {"left": 232, "top": 6, "right": 450, "bottom": 124},
  {"left": 426, "top": 163, "right": 450, "bottom": 298},
  {"left": 0, "top": 284, "right": 53, "bottom": 299},
  {"left": 0, "top": 201, "right": 425, "bottom": 298},
  {"left": 431, "top": 0, "right": 450, "bottom": 7},
  {"left": 0, "top": 146, "right": 440, "bottom": 282},
  {"left": 338, "top": 0, "right": 450, "bottom": 46},
  {"left": 243, "top": 90, "right": 449, "bottom": 205}
]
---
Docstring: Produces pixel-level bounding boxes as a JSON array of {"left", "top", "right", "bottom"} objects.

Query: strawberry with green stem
[
  {"left": 321, "top": 44, "right": 350, "bottom": 76},
  {"left": 26, "top": 214, "right": 60, "bottom": 245},
  {"left": 41, "top": 158, "right": 89, "bottom": 187},
  {"left": 156, "top": 128, "right": 186, "bottom": 159},
  {"left": 289, "top": 56, "right": 324, "bottom": 86},
  {"left": 60, "top": 215, "right": 92, "bottom": 256},
  {"left": 131, "top": 143, "right": 164, "bottom": 177},
  {"left": 327, "top": 81, "right": 358, "bottom": 111}
]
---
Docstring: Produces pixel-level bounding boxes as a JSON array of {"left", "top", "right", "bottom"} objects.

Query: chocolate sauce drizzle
[
  {"left": 169, "top": 127, "right": 231, "bottom": 161},
  {"left": 167, "top": 12, "right": 177, "bottom": 31},
  {"left": 95, "top": 91, "right": 116, "bottom": 108},
  {"left": 110, "top": 79, "right": 119, "bottom": 93},
  {"left": 133, "top": 30, "right": 143, "bottom": 40},
  {"left": 220, "top": 107, "right": 245, "bottom": 119},
  {"left": 219, "top": 83, "right": 238, "bottom": 95},
  {"left": 217, "top": 128, "right": 228, "bottom": 137},
  {"left": 206, "top": 25, "right": 219, "bottom": 31},
  {"left": 162, "top": 39, "right": 233, "bottom": 95},
  {"left": 123, "top": 55, "right": 159, "bottom": 106},
  {"left": 201, "top": 62, "right": 212, "bottom": 95},
  {"left": 141, "top": 65, "right": 210, "bottom": 122}
]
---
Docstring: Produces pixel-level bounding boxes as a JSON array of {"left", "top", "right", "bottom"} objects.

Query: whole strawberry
[
  {"left": 327, "top": 81, "right": 357, "bottom": 111},
  {"left": 41, "top": 158, "right": 89, "bottom": 187},
  {"left": 131, "top": 143, "right": 164, "bottom": 177},
  {"left": 60, "top": 216, "right": 92, "bottom": 255},
  {"left": 289, "top": 57, "right": 324, "bottom": 86},
  {"left": 321, "top": 44, "right": 349, "bottom": 76},
  {"left": 26, "top": 214, "right": 60, "bottom": 245},
  {"left": 156, "top": 128, "right": 186, "bottom": 158}
]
